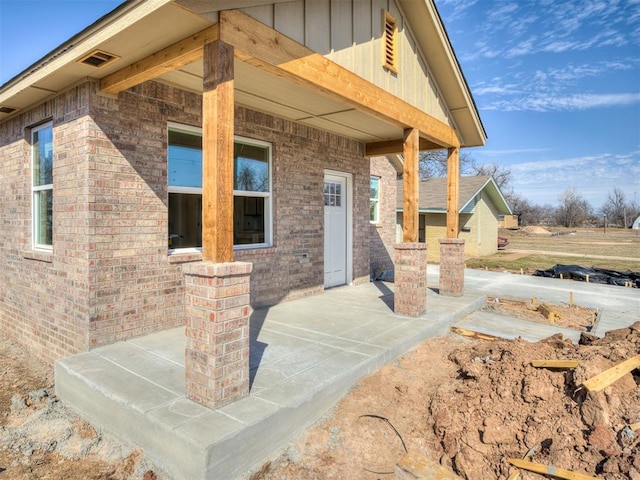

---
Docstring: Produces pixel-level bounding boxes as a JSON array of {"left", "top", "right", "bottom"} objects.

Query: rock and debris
[
  {"left": 256, "top": 322, "right": 640, "bottom": 480},
  {"left": 0, "top": 337, "right": 160, "bottom": 480}
]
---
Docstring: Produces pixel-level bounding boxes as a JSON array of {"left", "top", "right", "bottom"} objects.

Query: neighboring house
[
  {"left": 0, "top": 0, "right": 485, "bottom": 364},
  {"left": 382, "top": 175, "right": 511, "bottom": 264},
  {"left": 498, "top": 214, "right": 519, "bottom": 229}
]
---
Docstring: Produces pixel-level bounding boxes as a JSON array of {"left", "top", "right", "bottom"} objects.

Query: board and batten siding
[{"left": 238, "top": 0, "right": 451, "bottom": 126}]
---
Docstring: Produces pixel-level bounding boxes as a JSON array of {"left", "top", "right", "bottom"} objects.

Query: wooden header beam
[
  {"left": 100, "top": 24, "right": 219, "bottom": 94},
  {"left": 365, "top": 137, "right": 441, "bottom": 157},
  {"left": 219, "top": 10, "right": 460, "bottom": 149}
]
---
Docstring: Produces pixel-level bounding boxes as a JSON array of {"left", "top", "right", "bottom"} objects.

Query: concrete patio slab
[
  {"left": 56, "top": 281, "right": 486, "bottom": 480},
  {"left": 55, "top": 268, "right": 638, "bottom": 480}
]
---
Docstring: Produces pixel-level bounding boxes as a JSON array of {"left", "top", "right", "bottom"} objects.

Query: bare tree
[
  {"left": 418, "top": 150, "right": 474, "bottom": 178},
  {"left": 600, "top": 187, "right": 639, "bottom": 228},
  {"left": 469, "top": 162, "right": 512, "bottom": 192},
  {"left": 555, "top": 188, "right": 592, "bottom": 228}
]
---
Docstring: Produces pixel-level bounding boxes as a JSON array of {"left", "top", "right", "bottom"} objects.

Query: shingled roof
[{"left": 396, "top": 175, "right": 512, "bottom": 214}]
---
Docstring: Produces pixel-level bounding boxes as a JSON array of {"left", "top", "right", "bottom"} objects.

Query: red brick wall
[
  {"left": 369, "top": 156, "right": 398, "bottom": 279},
  {"left": 0, "top": 84, "right": 93, "bottom": 362},
  {"left": 0, "top": 79, "right": 370, "bottom": 361}
]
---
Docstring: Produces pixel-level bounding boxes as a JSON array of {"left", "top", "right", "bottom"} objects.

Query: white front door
[{"left": 324, "top": 173, "right": 349, "bottom": 288}]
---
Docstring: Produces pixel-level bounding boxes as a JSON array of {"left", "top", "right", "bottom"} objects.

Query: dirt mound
[
  {"left": 431, "top": 322, "right": 640, "bottom": 479},
  {"left": 520, "top": 225, "right": 552, "bottom": 235}
]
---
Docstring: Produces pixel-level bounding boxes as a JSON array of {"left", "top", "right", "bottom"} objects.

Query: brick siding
[
  {"left": 369, "top": 156, "right": 398, "bottom": 279},
  {"left": 0, "top": 79, "right": 370, "bottom": 362}
]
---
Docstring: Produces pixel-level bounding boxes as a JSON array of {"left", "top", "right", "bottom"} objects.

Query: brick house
[{"left": 0, "top": 0, "right": 485, "bottom": 405}]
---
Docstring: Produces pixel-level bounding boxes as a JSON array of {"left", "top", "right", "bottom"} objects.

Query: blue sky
[
  {"left": 435, "top": 0, "right": 640, "bottom": 209},
  {"left": 1, "top": 0, "right": 638, "bottom": 209}
]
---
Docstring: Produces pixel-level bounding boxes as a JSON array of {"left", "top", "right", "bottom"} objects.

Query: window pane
[
  {"left": 34, "top": 189, "right": 53, "bottom": 246},
  {"left": 168, "top": 193, "right": 202, "bottom": 248},
  {"left": 234, "top": 196, "right": 265, "bottom": 245},
  {"left": 234, "top": 143, "right": 269, "bottom": 192},
  {"left": 33, "top": 126, "right": 53, "bottom": 186},
  {"left": 370, "top": 177, "right": 379, "bottom": 200},
  {"left": 168, "top": 130, "right": 202, "bottom": 188}
]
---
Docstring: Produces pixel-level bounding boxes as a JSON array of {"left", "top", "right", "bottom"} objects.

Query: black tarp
[{"left": 533, "top": 264, "right": 640, "bottom": 287}]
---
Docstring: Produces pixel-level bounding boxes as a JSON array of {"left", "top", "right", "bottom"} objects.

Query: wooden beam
[
  {"left": 202, "top": 40, "right": 234, "bottom": 263},
  {"left": 365, "top": 137, "right": 441, "bottom": 156},
  {"left": 100, "top": 24, "right": 219, "bottom": 94},
  {"left": 446, "top": 147, "right": 460, "bottom": 238},
  {"left": 582, "top": 354, "right": 640, "bottom": 392},
  {"left": 402, "top": 128, "right": 419, "bottom": 242},
  {"left": 219, "top": 10, "right": 460, "bottom": 149},
  {"left": 508, "top": 458, "right": 598, "bottom": 480},
  {"left": 451, "top": 326, "right": 500, "bottom": 341},
  {"left": 531, "top": 360, "right": 581, "bottom": 369}
]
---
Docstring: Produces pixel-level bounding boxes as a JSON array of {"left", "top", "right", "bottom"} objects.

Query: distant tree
[
  {"left": 555, "top": 188, "right": 592, "bottom": 228},
  {"left": 600, "top": 187, "right": 639, "bottom": 228},
  {"left": 418, "top": 150, "right": 474, "bottom": 178},
  {"left": 470, "top": 162, "right": 513, "bottom": 193}
]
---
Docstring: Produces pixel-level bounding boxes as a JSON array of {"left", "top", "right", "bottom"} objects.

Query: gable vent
[
  {"left": 0, "top": 105, "right": 19, "bottom": 114},
  {"left": 77, "top": 50, "right": 119, "bottom": 68},
  {"left": 382, "top": 10, "right": 398, "bottom": 73}
]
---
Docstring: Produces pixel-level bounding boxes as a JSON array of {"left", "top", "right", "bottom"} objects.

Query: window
[
  {"left": 32, "top": 122, "right": 53, "bottom": 249},
  {"left": 167, "top": 124, "right": 272, "bottom": 250},
  {"left": 370, "top": 176, "right": 380, "bottom": 223},
  {"left": 382, "top": 10, "right": 398, "bottom": 73}
]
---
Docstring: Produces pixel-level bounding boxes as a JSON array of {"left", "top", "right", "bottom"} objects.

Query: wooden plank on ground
[
  {"left": 451, "top": 327, "right": 500, "bottom": 341},
  {"left": 508, "top": 458, "right": 598, "bottom": 480},
  {"left": 582, "top": 354, "right": 640, "bottom": 392},
  {"left": 395, "top": 451, "right": 462, "bottom": 479},
  {"left": 531, "top": 360, "right": 581, "bottom": 369}
]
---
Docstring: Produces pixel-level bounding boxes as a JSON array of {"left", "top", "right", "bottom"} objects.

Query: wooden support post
[
  {"left": 402, "top": 128, "right": 420, "bottom": 242},
  {"left": 446, "top": 147, "right": 460, "bottom": 238},
  {"left": 202, "top": 40, "right": 234, "bottom": 262}
]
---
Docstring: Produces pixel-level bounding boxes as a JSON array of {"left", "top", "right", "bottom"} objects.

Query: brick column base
[
  {"left": 182, "top": 261, "right": 253, "bottom": 408},
  {"left": 393, "top": 243, "right": 427, "bottom": 317},
  {"left": 439, "top": 238, "right": 465, "bottom": 297}
]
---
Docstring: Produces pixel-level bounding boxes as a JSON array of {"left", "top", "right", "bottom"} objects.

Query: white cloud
[
  {"left": 508, "top": 151, "right": 640, "bottom": 206},
  {"left": 483, "top": 93, "right": 640, "bottom": 112}
]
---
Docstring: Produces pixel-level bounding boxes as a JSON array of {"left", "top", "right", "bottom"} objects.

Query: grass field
[{"left": 464, "top": 227, "right": 640, "bottom": 274}]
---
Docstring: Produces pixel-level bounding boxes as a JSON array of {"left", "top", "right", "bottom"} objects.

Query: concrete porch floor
[{"left": 55, "top": 280, "right": 485, "bottom": 480}]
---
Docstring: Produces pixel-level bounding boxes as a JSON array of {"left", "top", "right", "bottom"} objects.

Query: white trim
[
  {"left": 166, "top": 124, "right": 274, "bottom": 250},
  {"left": 370, "top": 175, "right": 381, "bottom": 224},
  {"left": 31, "top": 121, "right": 53, "bottom": 252},
  {"left": 324, "top": 169, "right": 353, "bottom": 287}
]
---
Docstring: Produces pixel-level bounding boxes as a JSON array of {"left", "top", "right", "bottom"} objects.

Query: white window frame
[
  {"left": 233, "top": 135, "right": 273, "bottom": 250},
  {"left": 167, "top": 123, "right": 273, "bottom": 253},
  {"left": 370, "top": 176, "right": 381, "bottom": 224},
  {"left": 32, "top": 121, "right": 53, "bottom": 251}
]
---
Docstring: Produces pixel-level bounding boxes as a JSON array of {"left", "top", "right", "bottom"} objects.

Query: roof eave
[{"left": 397, "top": 0, "right": 486, "bottom": 148}]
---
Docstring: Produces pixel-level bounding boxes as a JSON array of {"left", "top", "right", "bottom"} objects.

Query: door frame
[{"left": 323, "top": 169, "right": 353, "bottom": 287}]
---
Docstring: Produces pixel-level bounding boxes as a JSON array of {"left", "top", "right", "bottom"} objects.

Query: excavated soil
[
  {"left": 0, "top": 338, "right": 159, "bottom": 480},
  {"left": 256, "top": 322, "right": 640, "bottom": 480}
]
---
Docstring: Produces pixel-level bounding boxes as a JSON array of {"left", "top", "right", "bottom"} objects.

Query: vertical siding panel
[
  {"left": 306, "top": 0, "right": 331, "bottom": 54},
  {"left": 275, "top": 1, "right": 305, "bottom": 44},
  {"left": 331, "top": 0, "right": 354, "bottom": 70},
  {"left": 371, "top": 0, "right": 387, "bottom": 90},
  {"left": 352, "top": 0, "right": 372, "bottom": 79},
  {"left": 241, "top": 5, "right": 274, "bottom": 27}
]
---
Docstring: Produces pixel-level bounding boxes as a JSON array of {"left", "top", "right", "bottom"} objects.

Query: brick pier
[
  {"left": 182, "top": 261, "right": 253, "bottom": 408},
  {"left": 439, "top": 238, "right": 465, "bottom": 297},
  {"left": 393, "top": 243, "right": 427, "bottom": 317}
]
